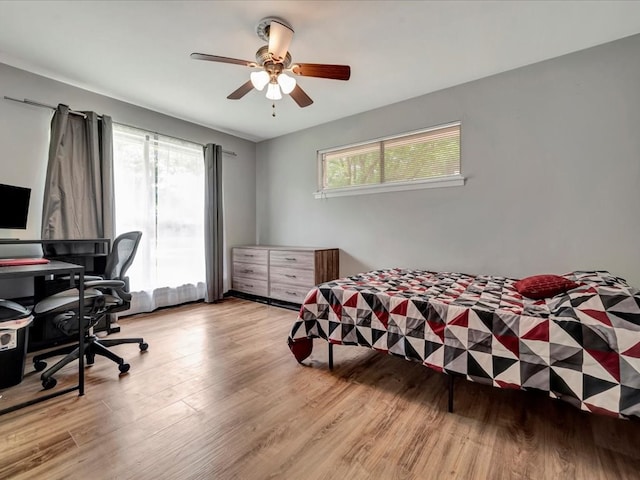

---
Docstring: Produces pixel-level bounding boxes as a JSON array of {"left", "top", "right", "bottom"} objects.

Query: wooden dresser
[{"left": 231, "top": 246, "right": 339, "bottom": 305}]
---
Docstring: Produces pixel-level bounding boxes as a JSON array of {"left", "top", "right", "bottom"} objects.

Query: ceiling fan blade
[
  {"left": 268, "top": 20, "right": 294, "bottom": 63},
  {"left": 289, "top": 84, "right": 313, "bottom": 108},
  {"left": 292, "top": 63, "right": 351, "bottom": 81},
  {"left": 190, "top": 53, "right": 253, "bottom": 67},
  {"left": 227, "top": 80, "right": 254, "bottom": 100}
]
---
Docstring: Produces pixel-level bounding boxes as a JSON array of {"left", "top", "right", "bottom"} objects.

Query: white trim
[{"left": 313, "top": 174, "right": 465, "bottom": 199}]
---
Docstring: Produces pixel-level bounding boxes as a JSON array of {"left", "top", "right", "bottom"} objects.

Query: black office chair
[{"left": 32, "top": 231, "right": 148, "bottom": 390}]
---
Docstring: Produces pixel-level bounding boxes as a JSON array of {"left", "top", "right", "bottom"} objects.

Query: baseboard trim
[{"left": 226, "top": 290, "right": 301, "bottom": 311}]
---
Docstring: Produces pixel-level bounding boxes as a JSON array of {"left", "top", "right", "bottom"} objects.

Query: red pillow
[{"left": 514, "top": 274, "right": 579, "bottom": 300}]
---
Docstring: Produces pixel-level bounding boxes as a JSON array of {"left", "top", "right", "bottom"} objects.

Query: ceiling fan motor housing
[{"left": 255, "top": 45, "right": 292, "bottom": 68}]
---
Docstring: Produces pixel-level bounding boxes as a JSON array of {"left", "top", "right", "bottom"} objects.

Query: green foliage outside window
[{"left": 321, "top": 124, "right": 460, "bottom": 191}]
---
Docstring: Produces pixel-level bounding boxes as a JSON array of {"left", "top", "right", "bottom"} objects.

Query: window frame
[{"left": 315, "top": 121, "right": 464, "bottom": 199}]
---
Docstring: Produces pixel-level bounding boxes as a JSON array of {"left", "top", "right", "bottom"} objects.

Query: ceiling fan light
[
  {"left": 250, "top": 70, "right": 270, "bottom": 91},
  {"left": 277, "top": 73, "right": 296, "bottom": 94},
  {"left": 266, "top": 83, "right": 282, "bottom": 100}
]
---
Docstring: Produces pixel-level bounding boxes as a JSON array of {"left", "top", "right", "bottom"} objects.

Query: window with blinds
[{"left": 317, "top": 122, "right": 463, "bottom": 198}]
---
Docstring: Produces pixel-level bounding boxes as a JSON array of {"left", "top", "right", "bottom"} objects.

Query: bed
[{"left": 287, "top": 268, "right": 640, "bottom": 419}]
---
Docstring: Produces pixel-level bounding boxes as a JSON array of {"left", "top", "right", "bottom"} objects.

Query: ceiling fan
[{"left": 190, "top": 17, "right": 351, "bottom": 109}]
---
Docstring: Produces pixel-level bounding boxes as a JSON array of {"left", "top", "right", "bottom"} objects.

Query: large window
[
  {"left": 316, "top": 122, "right": 463, "bottom": 198},
  {"left": 113, "top": 124, "right": 205, "bottom": 313}
]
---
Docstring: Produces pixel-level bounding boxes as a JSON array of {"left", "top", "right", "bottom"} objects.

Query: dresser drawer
[
  {"left": 270, "top": 283, "right": 313, "bottom": 303},
  {"left": 232, "top": 277, "right": 268, "bottom": 297},
  {"left": 269, "top": 250, "right": 314, "bottom": 270},
  {"left": 232, "top": 262, "right": 268, "bottom": 281},
  {"left": 233, "top": 248, "right": 268, "bottom": 265},
  {"left": 270, "top": 265, "right": 315, "bottom": 287}
]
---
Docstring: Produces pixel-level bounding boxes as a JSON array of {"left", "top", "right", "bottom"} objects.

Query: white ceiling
[{"left": 1, "top": 1, "right": 640, "bottom": 142}]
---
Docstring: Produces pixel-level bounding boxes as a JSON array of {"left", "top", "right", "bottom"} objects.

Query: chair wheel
[
  {"left": 139, "top": 342, "right": 149, "bottom": 351},
  {"left": 34, "top": 360, "right": 47, "bottom": 372},
  {"left": 119, "top": 363, "right": 130, "bottom": 374},
  {"left": 86, "top": 354, "right": 95, "bottom": 366},
  {"left": 42, "top": 376, "right": 57, "bottom": 390}
]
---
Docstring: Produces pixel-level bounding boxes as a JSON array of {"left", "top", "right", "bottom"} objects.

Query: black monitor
[{"left": 0, "top": 183, "right": 31, "bottom": 229}]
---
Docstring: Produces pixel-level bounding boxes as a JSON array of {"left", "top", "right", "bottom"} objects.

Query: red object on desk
[{"left": 0, "top": 258, "right": 50, "bottom": 267}]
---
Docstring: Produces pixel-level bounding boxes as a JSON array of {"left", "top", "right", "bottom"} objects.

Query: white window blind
[{"left": 317, "top": 122, "right": 463, "bottom": 198}]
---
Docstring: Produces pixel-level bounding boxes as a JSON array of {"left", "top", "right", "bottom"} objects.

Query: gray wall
[
  {"left": 0, "top": 63, "right": 257, "bottom": 293},
  {"left": 256, "top": 34, "right": 640, "bottom": 286}
]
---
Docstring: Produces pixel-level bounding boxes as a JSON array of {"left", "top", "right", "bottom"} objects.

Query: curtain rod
[{"left": 3, "top": 95, "right": 237, "bottom": 157}]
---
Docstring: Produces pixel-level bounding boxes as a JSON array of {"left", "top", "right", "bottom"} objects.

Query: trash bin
[{"left": 0, "top": 299, "right": 33, "bottom": 389}]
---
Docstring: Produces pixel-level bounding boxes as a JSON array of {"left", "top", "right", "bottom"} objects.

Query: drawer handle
[
  {"left": 285, "top": 274, "right": 297, "bottom": 278},
  {"left": 285, "top": 257, "right": 297, "bottom": 261},
  {"left": 244, "top": 254, "right": 255, "bottom": 257},
  {"left": 286, "top": 291, "right": 298, "bottom": 296},
  {"left": 243, "top": 269, "right": 254, "bottom": 274}
]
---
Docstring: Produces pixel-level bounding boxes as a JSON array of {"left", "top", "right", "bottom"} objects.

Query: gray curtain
[
  {"left": 41, "top": 105, "right": 115, "bottom": 251},
  {"left": 204, "top": 144, "right": 223, "bottom": 303}
]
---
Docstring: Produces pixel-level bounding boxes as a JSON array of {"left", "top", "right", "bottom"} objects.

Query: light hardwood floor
[{"left": 1, "top": 298, "right": 639, "bottom": 480}]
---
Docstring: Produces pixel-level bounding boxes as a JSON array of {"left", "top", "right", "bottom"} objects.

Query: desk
[
  {"left": 0, "top": 237, "right": 109, "bottom": 277},
  {"left": 0, "top": 238, "right": 111, "bottom": 349},
  {"left": 0, "top": 261, "right": 85, "bottom": 416}
]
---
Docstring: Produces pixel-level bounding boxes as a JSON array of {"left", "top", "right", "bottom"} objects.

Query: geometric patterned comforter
[{"left": 287, "top": 269, "right": 640, "bottom": 419}]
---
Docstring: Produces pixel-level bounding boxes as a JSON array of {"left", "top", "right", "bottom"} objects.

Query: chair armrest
[
  {"left": 117, "top": 290, "right": 132, "bottom": 302},
  {"left": 84, "top": 280, "right": 125, "bottom": 289},
  {"left": 85, "top": 279, "right": 132, "bottom": 303},
  {"left": 60, "top": 274, "right": 104, "bottom": 283},
  {"left": 84, "top": 275, "right": 105, "bottom": 281}
]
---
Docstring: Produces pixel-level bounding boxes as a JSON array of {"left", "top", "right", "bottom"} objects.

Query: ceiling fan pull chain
[{"left": 272, "top": 102, "right": 276, "bottom": 117}]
